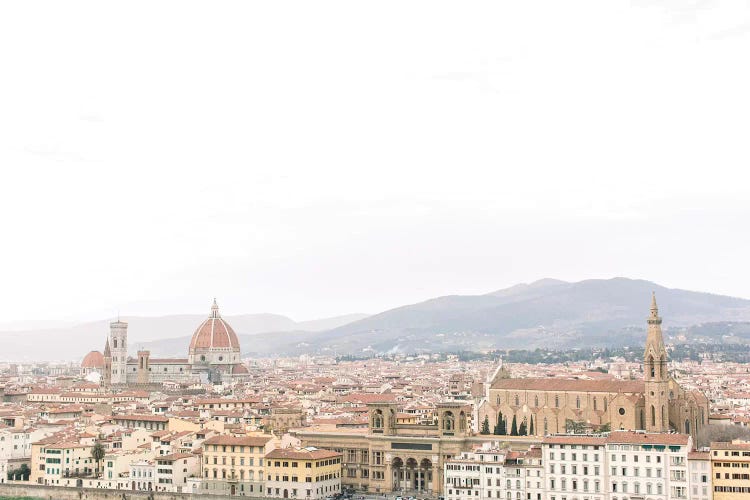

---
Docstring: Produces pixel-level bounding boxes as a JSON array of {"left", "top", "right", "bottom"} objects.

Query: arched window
[
  {"left": 604, "top": 398, "right": 608, "bottom": 412},
  {"left": 685, "top": 419, "right": 690, "bottom": 434},
  {"left": 650, "top": 405, "right": 656, "bottom": 427},
  {"left": 443, "top": 411, "right": 455, "bottom": 431},
  {"left": 514, "top": 394, "right": 519, "bottom": 406},
  {"left": 647, "top": 355, "right": 655, "bottom": 378},
  {"left": 534, "top": 395, "right": 539, "bottom": 407},
  {"left": 372, "top": 410, "right": 383, "bottom": 429},
  {"left": 576, "top": 396, "right": 580, "bottom": 409},
  {"left": 555, "top": 395, "right": 559, "bottom": 408},
  {"left": 593, "top": 398, "right": 597, "bottom": 411},
  {"left": 496, "top": 396, "right": 500, "bottom": 405},
  {"left": 543, "top": 417, "right": 548, "bottom": 435}
]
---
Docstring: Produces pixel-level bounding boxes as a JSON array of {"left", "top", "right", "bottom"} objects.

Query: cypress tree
[
  {"left": 529, "top": 415, "right": 535, "bottom": 436},
  {"left": 494, "top": 411, "right": 503, "bottom": 435},
  {"left": 481, "top": 415, "right": 490, "bottom": 434},
  {"left": 519, "top": 418, "right": 527, "bottom": 436},
  {"left": 510, "top": 414, "right": 518, "bottom": 436}
]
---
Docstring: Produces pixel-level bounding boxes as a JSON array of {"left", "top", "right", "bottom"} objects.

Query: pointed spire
[
  {"left": 103, "top": 338, "right": 111, "bottom": 356},
  {"left": 648, "top": 292, "right": 662, "bottom": 325},
  {"left": 645, "top": 292, "right": 666, "bottom": 359},
  {"left": 210, "top": 298, "right": 220, "bottom": 319}
]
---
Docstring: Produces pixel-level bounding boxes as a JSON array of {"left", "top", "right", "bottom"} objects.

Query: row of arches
[{"left": 391, "top": 457, "right": 434, "bottom": 493}]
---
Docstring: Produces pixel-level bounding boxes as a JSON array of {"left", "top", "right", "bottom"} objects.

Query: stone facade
[
  {"left": 479, "top": 295, "right": 709, "bottom": 442},
  {"left": 96, "top": 300, "right": 249, "bottom": 389}
]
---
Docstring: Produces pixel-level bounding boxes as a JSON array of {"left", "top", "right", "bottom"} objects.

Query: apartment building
[
  {"left": 544, "top": 431, "right": 692, "bottom": 500},
  {"left": 688, "top": 450, "right": 712, "bottom": 500},
  {"left": 35, "top": 442, "right": 95, "bottom": 485},
  {"left": 710, "top": 440, "right": 750, "bottom": 499},
  {"left": 264, "top": 447, "right": 342, "bottom": 500},
  {"left": 201, "top": 434, "right": 276, "bottom": 496},
  {"left": 154, "top": 452, "right": 200, "bottom": 492},
  {"left": 444, "top": 445, "right": 543, "bottom": 500}
]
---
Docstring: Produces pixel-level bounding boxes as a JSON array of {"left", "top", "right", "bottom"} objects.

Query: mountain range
[
  {"left": 253, "top": 277, "right": 750, "bottom": 356},
  {"left": 4, "top": 277, "right": 750, "bottom": 362}
]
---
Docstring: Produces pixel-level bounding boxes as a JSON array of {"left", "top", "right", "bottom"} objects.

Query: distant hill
[
  {"left": 0, "top": 313, "right": 368, "bottom": 362},
  {"left": 4, "top": 277, "right": 750, "bottom": 362},
  {"left": 259, "top": 278, "right": 750, "bottom": 356}
]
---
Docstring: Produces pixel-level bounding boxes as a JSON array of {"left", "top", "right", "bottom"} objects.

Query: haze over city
[
  {"left": 2, "top": 1, "right": 750, "bottom": 326},
  {"left": 4, "top": 3, "right": 750, "bottom": 500}
]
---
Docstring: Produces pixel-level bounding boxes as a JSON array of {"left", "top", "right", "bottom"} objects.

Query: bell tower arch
[{"left": 644, "top": 293, "right": 669, "bottom": 432}]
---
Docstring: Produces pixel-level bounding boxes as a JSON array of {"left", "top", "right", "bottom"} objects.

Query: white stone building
[
  {"left": 688, "top": 450, "right": 712, "bottom": 500},
  {"left": 129, "top": 459, "right": 155, "bottom": 491},
  {"left": 444, "top": 444, "right": 543, "bottom": 500},
  {"left": 543, "top": 431, "right": 692, "bottom": 500}
]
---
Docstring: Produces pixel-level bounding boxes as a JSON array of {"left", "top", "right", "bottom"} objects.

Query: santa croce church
[{"left": 478, "top": 294, "right": 708, "bottom": 441}]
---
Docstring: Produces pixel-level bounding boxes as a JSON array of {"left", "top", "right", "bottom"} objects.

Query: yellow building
[
  {"left": 201, "top": 434, "right": 276, "bottom": 496},
  {"left": 34, "top": 441, "right": 94, "bottom": 486},
  {"left": 711, "top": 440, "right": 750, "bottom": 499},
  {"left": 264, "top": 447, "right": 342, "bottom": 500}
]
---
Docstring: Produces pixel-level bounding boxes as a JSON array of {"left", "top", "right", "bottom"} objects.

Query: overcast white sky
[{"left": 1, "top": 1, "right": 749, "bottom": 324}]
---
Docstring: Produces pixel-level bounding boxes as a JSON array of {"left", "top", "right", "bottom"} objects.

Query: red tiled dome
[
  {"left": 232, "top": 363, "right": 249, "bottom": 374},
  {"left": 81, "top": 350, "right": 104, "bottom": 368},
  {"left": 188, "top": 299, "right": 240, "bottom": 352}
]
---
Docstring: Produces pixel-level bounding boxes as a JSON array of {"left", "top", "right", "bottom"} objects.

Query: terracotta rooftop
[
  {"left": 492, "top": 378, "right": 645, "bottom": 393},
  {"left": 266, "top": 447, "right": 341, "bottom": 460},
  {"left": 203, "top": 435, "right": 272, "bottom": 447}
]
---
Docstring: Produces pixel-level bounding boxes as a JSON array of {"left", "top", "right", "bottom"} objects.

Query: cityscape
[
  {"left": 2, "top": 1, "right": 750, "bottom": 500},
  {"left": 1, "top": 293, "right": 750, "bottom": 500}
]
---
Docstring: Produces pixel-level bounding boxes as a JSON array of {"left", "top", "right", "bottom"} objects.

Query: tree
[
  {"left": 565, "top": 419, "right": 587, "bottom": 434},
  {"left": 494, "top": 411, "right": 505, "bottom": 435},
  {"left": 91, "top": 442, "right": 106, "bottom": 477},
  {"left": 510, "top": 414, "right": 518, "bottom": 436},
  {"left": 481, "top": 415, "right": 490, "bottom": 435},
  {"left": 518, "top": 418, "right": 527, "bottom": 436},
  {"left": 529, "top": 415, "right": 535, "bottom": 436},
  {"left": 697, "top": 424, "right": 750, "bottom": 448},
  {"left": 599, "top": 422, "right": 611, "bottom": 433},
  {"left": 7, "top": 463, "right": 31, "bottom": 481}
]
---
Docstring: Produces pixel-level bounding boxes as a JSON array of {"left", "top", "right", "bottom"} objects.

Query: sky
[{"left": 1, "top": 1, "right": 749, "bottom": 325}]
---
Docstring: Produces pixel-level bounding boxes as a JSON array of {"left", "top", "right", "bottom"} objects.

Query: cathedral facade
[
  {"left": 88, "top": 299, "right": 249, "bottom": 387},
  {"left": 478, "top": 294, "right": 709, "bottom": 441}
]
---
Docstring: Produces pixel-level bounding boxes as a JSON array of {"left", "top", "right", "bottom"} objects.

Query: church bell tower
[
  {"left": 644, "top": 293, "right": 669, "bottom": 432},
  {"left": 109, "top": 320, "right": 128, "bottom": 385}
]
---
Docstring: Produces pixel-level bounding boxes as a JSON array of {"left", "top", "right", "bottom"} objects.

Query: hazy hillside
[
  {"left": 4, "top": 277, "right": 750, "bottom": 361},
  {"left": 260, "top": 278, "right": 750, "bottom": 356},
  {"left": 0, "top": 313, "right": 368, "bottom": 362}
]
